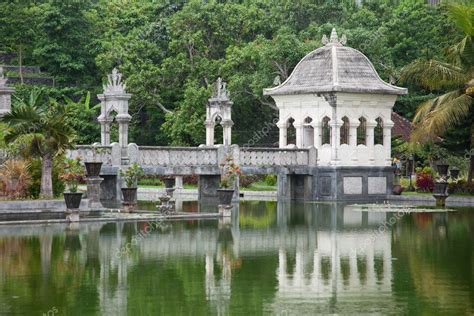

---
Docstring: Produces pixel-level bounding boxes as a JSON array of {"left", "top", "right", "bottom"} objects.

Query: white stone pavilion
[{"left": 264, "top": 29, "right": 407, "bottom": 167}]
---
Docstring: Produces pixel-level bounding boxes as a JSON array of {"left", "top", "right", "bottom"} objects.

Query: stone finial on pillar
[
  {"left": 205, "top": 78, "right": 233, "bottom": 146},
  {"left": 97, "top": 68, "right": 132, "bottom": 164},
  {"left": 0, "top": 67, "right": 15, "bottom": 117}
]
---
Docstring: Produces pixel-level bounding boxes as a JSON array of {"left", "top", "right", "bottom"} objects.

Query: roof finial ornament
[
  {"left": 321, "top": 34, "right": 329, "bottom": 45},
  {"left": 213, "top": 77, "right": 229, "bottom": 100},
  {"left": 103, "top": 67, "right": 127, "bottom": 94},
  {"left": 323, "top": 28, "right": 346, "bottom": 47},
  {"left": 330, "top": 28, "right": 338, "bottom": 43}
]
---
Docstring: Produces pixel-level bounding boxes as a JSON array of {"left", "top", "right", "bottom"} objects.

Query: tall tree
[
  {"left": 1, "top": 90, "right": 75, "bottom": 198},
  {"left": 33, "top": 1, "right": 98, "bottom": 87},
  {"left": 401, "top": 3, "right": 474, "bottom": 181}
]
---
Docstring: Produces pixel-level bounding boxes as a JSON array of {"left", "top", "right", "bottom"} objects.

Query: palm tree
[
  {"left": 1, "top": 89, "right": 75, "bottom": 198},
  {"left": 401, "top": 2, "right": 473, "bottom": 181}
]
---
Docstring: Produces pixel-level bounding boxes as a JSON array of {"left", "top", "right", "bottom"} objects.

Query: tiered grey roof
[{"left": 264, "top": 29, "right": 407, "bottom": 96}]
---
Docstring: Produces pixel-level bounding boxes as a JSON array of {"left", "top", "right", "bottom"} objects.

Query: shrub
[
  {"left": 28, "top": 157, "right": 65, "bottom": 198},
  {"left": 139, "top": 176, "right": 163, "bottom": 186},
  {"left": 0, "top": 159, "right": 32, "bottom": 199},
  {"left": 448, "top": 180, "right": 474, "bottom": 195},
  {"left": 239, "top": 175, "right": 261, "bottom": 188},
  {"left": 415, "top": 167, "right": 434, "bottom": 192},
  {"left": 183, "top": 175, "right": 198, "bottom": 185},
  {"left": 264, "top": 174, "right": 277, "bottom": 186}
]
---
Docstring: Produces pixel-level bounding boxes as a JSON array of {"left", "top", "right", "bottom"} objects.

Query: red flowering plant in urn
[
  {"left": 218, "top": 155, "right": 241, "bottom": 205},
  {"left": 59, "top": 157, "right": 85, "bottom": 209}
]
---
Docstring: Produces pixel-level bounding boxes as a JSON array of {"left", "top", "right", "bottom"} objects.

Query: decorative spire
[
  {"left": 103, "top": 68, "right": 127, "bottom": 94},
  {"left": 212, "top": 77, "right": 229, "bottom": 100},
  {"left": 322, "top": 28, "right": 346, "bottom": 47}
]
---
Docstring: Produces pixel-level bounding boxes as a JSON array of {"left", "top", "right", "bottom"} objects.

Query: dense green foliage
[{"left": 0, "top": 0, "right": 464, "bottom": 148}]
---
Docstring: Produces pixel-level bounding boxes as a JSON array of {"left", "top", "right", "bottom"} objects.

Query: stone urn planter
[
  {"left": 217, "top": 189, "right": 234, "bottom": 205},
  {"left": 85, "top": 162, "right": 103, "bottom": 177},
  {"left": 164, "top": 177, "right": 176, "bottom": 189},
  {"left": 64, "top": 192, "right": 83, "bottom": 209},
  {"left": 450, "top": 168, "right": 460, "bottom": 180},
  {"left": 436, "top": 164, "right": 449, "bottom": 177},
  {"left": 121, "top": 188, "right": 137, "bottom": 204}
]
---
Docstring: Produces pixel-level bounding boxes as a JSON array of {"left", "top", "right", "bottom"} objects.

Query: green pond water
[{"left": 1, "top": 201, "right": 474, "bottom": 315}]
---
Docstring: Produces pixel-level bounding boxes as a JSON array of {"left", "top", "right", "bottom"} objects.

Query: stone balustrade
[
  {"left": 240, "top": 147, "right": 314, "bottom": 167},
  {"left": 67, "top": 144, "right": 316, "bottom": 174},
  {"left": 133, "top": 146, "right": 219, "bottom": 167},
  {"left": 67, "top": 144, "right": 118, "bottom": 165}
]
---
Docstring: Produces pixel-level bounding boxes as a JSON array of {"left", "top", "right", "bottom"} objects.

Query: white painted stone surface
[
  {"left": 264, "top": 29, "right": 407, "bottom": 168},
  {"left": 368, "top": 176, "right": 387, "bottom": 194},
  {"left": 343, "top": 177, "right": 362, "bottom": 195}
]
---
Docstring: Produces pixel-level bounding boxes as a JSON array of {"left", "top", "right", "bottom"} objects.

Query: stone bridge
[{"left": 67, "top": 143, "right": 318, "bottom": 202}]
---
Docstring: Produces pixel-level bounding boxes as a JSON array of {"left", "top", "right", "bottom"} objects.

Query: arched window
[
  {"left": 374, "top": 117, "right": 384, "bottom": 145},
  {"left": 322, "top": 116, "right": 331, "bottom": 145},
  {"left": 357, "top": 117, "right": 367, "bottom": 145},
  {"left": 303, "top": 117, "right": 314, "bottom": 147},
  {"left": 287, "top": 117, "right": 296, "bottom": 145},
  {"left": 214, "top": 115, "right": 223, "bottom": 144},
  {"left": 340, "top": 116, "right": 349, "bottom": 145}
]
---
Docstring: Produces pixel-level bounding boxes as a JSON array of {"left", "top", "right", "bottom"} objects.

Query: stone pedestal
[
  {"left": 66, "top": 209, "right": 80, "bottom": 222},
  {"left": 86, "top": 176, "right": 103, "bottom": 209}
]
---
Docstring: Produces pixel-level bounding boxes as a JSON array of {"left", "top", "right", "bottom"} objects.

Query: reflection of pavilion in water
[{"left": 0, "top": 202, "right": 398, "bottom": 314}]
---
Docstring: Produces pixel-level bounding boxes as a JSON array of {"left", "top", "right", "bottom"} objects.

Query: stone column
[
  {"left": 349, "top": 122, "right": 358, "bottom": 163},
  {"left": 366, "top": 120, "right": 377, "bottom": 165},
  {"left": 98, "top": 118, "right": 112, "bottom": 146},
  {"left": 116, "top": 114, "right": 132, "bottom": 165},
  {"left": 221, "top": 119, "right": 233, "bottom": 146},
  {"left": 313, "top": 122, "right": 322, "bottom": 148},
  {"left": 0, "top": 69, "right": 15, "bottom": 117},
  {"left": 383, "top": 120, "right": 394, "bottom": 165},
  {"left": 175, "top": 175, "right": 184, "bottom": 189},
  {"left": 294, "top": 121, "right": 304, "bottom": 148},
  {"left": 205, "top": 121, "right": 215, "bottom": 146},
  {"left": 331, "top": 120, "right": 343, "bottom": 164},
  {"left": 277, "top": 121, "right": 288, "bottom": 148}
]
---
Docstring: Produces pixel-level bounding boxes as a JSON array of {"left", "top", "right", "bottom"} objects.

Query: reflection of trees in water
[
  {"left": 393, "top": 211, "right": 474, "bottom": 314},
  {"left": 239, "top": 201, "right": 277, "bottom": 228}
]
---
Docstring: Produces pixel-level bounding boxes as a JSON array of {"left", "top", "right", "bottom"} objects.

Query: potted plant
[
  {"left": 120, "top": 163, "right": 144, "bottom": 205},
  {"left": 60, "top": 158, "right": 85, "bottom": 209},
  {"left": 85, "top": 145, "right": 105, "bottom": 177},
  {"left": 217, "top": 155, "right": 240, "bottom": 205}
]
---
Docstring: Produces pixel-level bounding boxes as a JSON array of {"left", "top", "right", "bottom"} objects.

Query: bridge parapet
[
  {"left": 131, "top": 146, "right": 219, "bottom": 167},
  {"left": 67, "top": 143, "right": 121, "bottom": 166},
  {"left": 240, "top": 147, "right": 316, "bottom": 167}
]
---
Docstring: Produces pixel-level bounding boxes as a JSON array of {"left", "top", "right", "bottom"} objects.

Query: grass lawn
[{"left": 241, "top": 181, "right": 276, "bottom": 191}]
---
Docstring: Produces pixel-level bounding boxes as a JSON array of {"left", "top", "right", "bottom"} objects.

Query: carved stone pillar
[
  {"left": 205, "top": 78, "right": 233, "bottom": 146},
  {"left": 0, "top": 67, "right": 14, "bottom": 117},
  {"left": 294, "top": 121, "right": 304, "bottom": 148},
  {"left": 366, "top": 120, "right": 377, "bottom": 165},
  {"left": 277, "top": 121, "right": 288, "bottom": 148},
  {"left": 383, "top": 120, "right": 394, "bottom": 165},
  {"left": 97, "top": 68, "right": 132, "bottom": 165},
  {"left": 205, "top": 120, "right": 215, "bottom": 146},
  {"left": 349, "top": 123, "right": 358, "bottom": 163},
  {"left": 331, "top": 120, "right": 343, "bottom": 164},
  {"left": 221, "top": 119, "right": 234, "bottom": 146},
  {"left": 313, "top": 122, "right": 322, "bottom": 148},
  {"left": 98, "top": 118, "right": 112, "bottom": 146}
]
